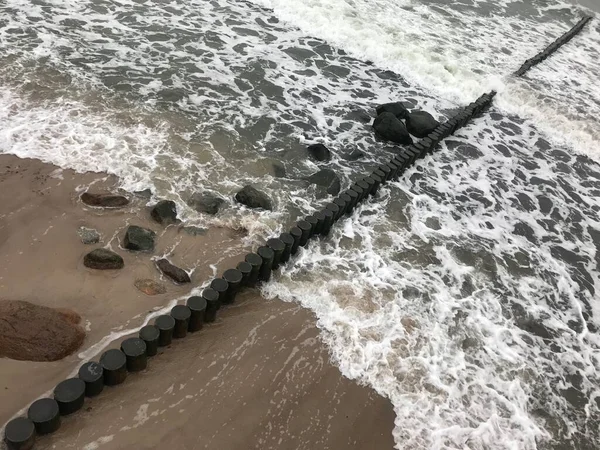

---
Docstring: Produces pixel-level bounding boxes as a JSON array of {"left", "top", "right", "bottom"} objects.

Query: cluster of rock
[
  {"left": 295, "top": 102, "right": 440, "bottom": 198},
  {"left": 373, "top": 102, "right": 439, "bottom": 144},
  {"left": 186, "top": 184, "right": 274, "bottom": 215},
  {"left": 81, "top": 194, "right": 191, "bottom": 287}
]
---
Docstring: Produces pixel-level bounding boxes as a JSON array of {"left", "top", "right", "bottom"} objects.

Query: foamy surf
[
  {"left": 1, "top": 0, "right": 599, "bottom": 448},
  {"left": 265, "top": 113, "right": 600, "bottom": 449}
]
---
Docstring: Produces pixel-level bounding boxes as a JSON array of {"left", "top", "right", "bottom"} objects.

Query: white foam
[
  {"left": 251, "top": 0, "right": 600, "bottom": 159},
  {"left": 265, "top": 116, "right": 600, "bottom": 448}
]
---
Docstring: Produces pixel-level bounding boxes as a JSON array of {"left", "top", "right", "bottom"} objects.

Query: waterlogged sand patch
[{"left": 0, "top": 300, "right": 85, "bottom": 361}]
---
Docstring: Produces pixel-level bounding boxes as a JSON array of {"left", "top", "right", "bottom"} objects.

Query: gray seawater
[{"left": 1, "top": 0, "right": 599, "bottom": 448}]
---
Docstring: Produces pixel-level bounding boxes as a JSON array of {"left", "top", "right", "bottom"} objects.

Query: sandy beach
[{"left": 0, "top": 154, "right": 395, "bottom": 449}]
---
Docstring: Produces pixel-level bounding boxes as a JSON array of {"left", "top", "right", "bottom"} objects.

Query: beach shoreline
[{"left": 0, "top": 153, "right": 396, "bottom": 449}]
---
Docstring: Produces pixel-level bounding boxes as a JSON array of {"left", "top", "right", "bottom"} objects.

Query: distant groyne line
[{"left": 514, "top": 15, "right": 593, "bottom": 77}]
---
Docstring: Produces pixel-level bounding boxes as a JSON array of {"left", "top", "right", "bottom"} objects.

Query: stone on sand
[
  {"left": 156, "top": 259, "right": 191, "bottom": 284},
  {"left": 151, "top": 200, "right": 178, "bottom": 225},
  {"left": 0, "top": 300, "right": 85, "bottom": 362},
  {"left": 77, "top": 226, "right": 100, "bottom": 245},
  {"left": 134, "top": 279, "right": 167, "bottom": 296},
  {"left": 81, "top": 192, "right": 129, "bottom": 208},
  {"left": 84, "top": 248, "right": 124, "bottom": 270},
  {"left": 124, "top": 225, "right": 156, "bottom": 252}
]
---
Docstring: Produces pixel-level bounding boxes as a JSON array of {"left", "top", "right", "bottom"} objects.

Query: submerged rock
[
  {"left": 406, "top": 111, "right": 439, "bottom": 138},
  {"left": 272, "top": 161, "right": 287, "bottom": 178},
  {"left": 376, "top": 102, "right": 409, "bottom": 120},
  {"left": 306, "top": 168, "right": 341, "bottom": 196},
  {"left": 156, "top": 259, "right": 191, "bottom": 284},
  {"left": 187, "top": 192, "right": 225, "bottom": 215},
  {"left": 151, "top": 200, "right": 178, "bottom": 225},
  {"left": 83, "top": 248, "right": 124, "bottom": 270},
  {"left": 134, "top": 279, "right": 167, "bottom": 296},
  {"left": 81, "top": 192, "right": 129, "bottom": 208},
  {"left": 77, "top": 227, "right": 100, "bottom": 245},
  {"left": 0, "top": 300, "right": 85, "bottom": 362},
  {"left": 373, "top": 112, "right": 412, "bottom": 145},
  {"left": 235, "top": 185, "right": 273, "bottom": 210},
  {"left": 345, "top": 149, "right": 365, "bottom": 161},
  {"left": 183, "top": 226, "right": 208, "bottom": 236},
  {"left": 134, "top": 188, "right": 153, "bottom": 199},
  {"left": 124, "top": 225, "right": 156, "bottom": 252},
  {"left": 307, "top": 143, "right": 331, "bottom": 162}
]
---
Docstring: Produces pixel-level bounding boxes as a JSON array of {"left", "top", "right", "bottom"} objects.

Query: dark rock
[
  {"left": 307, "top": 143, "right": 331, "bottom": 162},
  {"left": 81, "top": 192, "right": 129, "bottom": 208},
  {"left": 306, "top": 169, "right": 341, "bottom": 196},
  {"left": 0, "top": 300, "right": 85, "bottom": 362},
  {"left": 151, "top": 200, "right": 178, "bottom": 225},
  {"left": 272, "top": 161, "right": 286, "bottom": 178},
  {"left": 124, "top": 225, "right": 156, "bottom": 252},
  {"left": 187, "top": 192, "right": 225, "bottom": 215},
  {"left": 77, "top": 227, "right": 100, "bottom": 245},
  {"left": 345, "top": 149, "right": 365, "bottom": 161},
  {"left": 406, "top": 111, "right": 440, "bottom": 138},
  {"left": 235, "top": 185, "right": 273, "bottom": 210},
  {"left": 373, "top": 112, "right": 413, "bottom": 145},
  {"left": 156, "top": 259, "right": 191, "bottom": 284},
  {"left": 83, "top": 248, "right": 124, "bottom": 270},
  {"left": 376, "top": 102, "right": 409, "bottom": 120}
]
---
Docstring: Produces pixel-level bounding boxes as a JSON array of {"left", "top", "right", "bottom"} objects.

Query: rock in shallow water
[
  {"left": 372, "top": 112, "right": 412, "bottom": 145},
  {"left": 84, "top": 248, "right": 124, "bottom": 270},
  {"left": 187, "top": 192, "right": 225, "bottom": 215},
  {"left": 376, "top": 102, "right": 409, "bottom": 120},
  {"left": 235, "top": 185, "right": 273, "bottom": 210},
  {"left": 151, "top": 200, "right": 178, "bottom": 225},
  {"left": 81, "top": 192, "right": 129, "bottom": 208},
  {"left": 406, "top": 110, "right": 439, "bottom": 138},
  {"left": 345, "top": 149, "right": 365, "bottom": 161},
  {"left": 156, "top": 259, "right": 191, "bottom": 284},
  {"left": 77, "top": 227, "right": 100, "bottom": 245},
  {"left": 0, "top": 300, "right": 85, "bottom": 361},
  {"left": 307, "top": 143, "right": 331, "bottom": 162},
  {"left": 306, "top": 168, "right": 341, "bottom": 196},
  {"left": 272, "top": 161, "right": 287, "bottom": 178},
  {"left": 134, "top": 188, "right": 153, "bottom": 199},
  {"left": 124, "top": 225, "right": 156, "bottom": 252}
]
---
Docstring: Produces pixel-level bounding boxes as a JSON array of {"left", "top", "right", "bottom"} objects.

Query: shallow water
[{"left": 0, "top": 0, "right": 599, "bottom": 448}]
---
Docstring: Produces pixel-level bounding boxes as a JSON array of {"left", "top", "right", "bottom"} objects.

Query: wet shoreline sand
[{"left": 0, "top": 154, "right": 395, "bottom": 449}]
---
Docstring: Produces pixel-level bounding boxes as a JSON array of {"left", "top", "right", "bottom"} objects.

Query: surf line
[
  {"left": 513, "top": 15, "right": 593, "bottom": 77},
  {"left": 2, "top": 14, "right": 595, "bottom": 450}
]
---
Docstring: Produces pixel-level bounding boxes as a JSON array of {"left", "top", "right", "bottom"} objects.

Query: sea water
[{"left": 0, "top": 0, "right": 599, "bottom": 448}]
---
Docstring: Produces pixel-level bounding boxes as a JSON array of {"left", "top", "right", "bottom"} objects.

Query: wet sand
[{"left": 0, "top": 154, "right": 395, "bottom": 449}]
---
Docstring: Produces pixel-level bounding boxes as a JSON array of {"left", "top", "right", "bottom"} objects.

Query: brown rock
[
  {"left": 81, "top": 192, "right": 129, "bottom": 208},
  {"left": 156, "top": 259, "right": 191, "bottom": 284},
  {"left": 134, "top": 279, "right": 167, "bottom": 296},
  {"left": 0, "top": 300, "right": 85, "bottom": 362}
]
